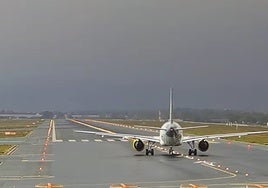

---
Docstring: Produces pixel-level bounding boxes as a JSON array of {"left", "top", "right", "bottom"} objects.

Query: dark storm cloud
[{"left": 0, "top": 0, "right": 268, "bottom": 112}]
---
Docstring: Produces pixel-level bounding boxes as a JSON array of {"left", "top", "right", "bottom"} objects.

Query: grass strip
[{"left": 0, "top": 145, "right": 14, "bottom": 155}]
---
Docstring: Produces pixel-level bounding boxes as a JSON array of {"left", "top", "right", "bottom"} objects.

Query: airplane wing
[
  {"left": 74, "top": 130, "right": 160, "bottom": 143},
  {"left": 182, "top": 130, "right": 268, "bottom": 143},
  {"left": 134, "top": 125, "right": 208, "bottom": 131}
]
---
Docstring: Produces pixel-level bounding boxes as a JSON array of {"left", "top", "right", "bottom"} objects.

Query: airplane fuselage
[{"left": 159, "top": 121, "right": 183, "bottom": 146}]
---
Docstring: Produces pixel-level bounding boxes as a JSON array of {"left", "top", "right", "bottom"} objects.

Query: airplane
[{"left": 75, "top": 88, "right": 268, "bottom": 156}]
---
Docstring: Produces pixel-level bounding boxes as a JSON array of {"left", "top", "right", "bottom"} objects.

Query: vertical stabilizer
[{"left": 169, "top": 88, "right": 173, "bottom": 123}]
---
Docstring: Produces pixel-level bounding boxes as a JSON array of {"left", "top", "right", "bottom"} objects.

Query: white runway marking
[
  {"left": 185, "top": 156, "right": 194, "bottom": 160},
  {"left": 68, "top": 140, "right": 76, "bottom": 142},
  {"left": 55, "top": 139, "right": 132, "bottom": 143},
  {"left": 0, "top": 175, "right": 55, "bottom": 180},
  {"left": 22, "top": 160, "right": 54, "bottom": 162},
  {"left": 94, "top": 139, "right": 103, "bottom": 142},
  {"left": 51, "top": 120, "right": 57, "bottom": 142}
]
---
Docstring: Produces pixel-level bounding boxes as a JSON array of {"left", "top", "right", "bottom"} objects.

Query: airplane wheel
[
  {"left": 194, "top": 149, "right": 197, "bottom": 156},
  {"left": 146, "top": 149, "right": 151, "bottom": 155},
  {"left": 151, "top": 149, "right": 154, "bottom": 156},
  {"left": 188, "top": 149, "right": 192, "bottom": 156}
]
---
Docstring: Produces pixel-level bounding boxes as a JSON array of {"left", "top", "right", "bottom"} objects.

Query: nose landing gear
[{"left": 169, "top": 147, "right": 174, "bottom": 155}]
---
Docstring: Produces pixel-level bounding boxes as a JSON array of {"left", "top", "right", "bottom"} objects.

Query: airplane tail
[{"left": 169, "top": 88, "right": 173, "bottom": 123}]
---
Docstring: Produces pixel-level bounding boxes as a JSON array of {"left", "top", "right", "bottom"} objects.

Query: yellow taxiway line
[{"left": 69, "top": 119, "right": 115, "bottom": 134}]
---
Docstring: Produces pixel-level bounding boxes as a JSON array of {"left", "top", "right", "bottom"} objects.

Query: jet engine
[
  {"left": 132, "top": 139, "right": 145, "bottom": 152},
  {"left": 198, "top": 139, "right": 209, "bottom": 152}
]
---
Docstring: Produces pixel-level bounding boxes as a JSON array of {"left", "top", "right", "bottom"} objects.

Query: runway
[{"left": 0, "top": 119, "right": 267, "bottom": 188}]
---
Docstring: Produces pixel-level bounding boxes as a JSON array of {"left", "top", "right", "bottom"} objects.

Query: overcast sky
[{"left": 0, "top": 0, "right": 267, "bottom": 112}]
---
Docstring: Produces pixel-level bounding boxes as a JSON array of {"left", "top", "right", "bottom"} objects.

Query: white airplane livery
[{"left": 75, "top": 88, "right": 268, "bottom": 156}]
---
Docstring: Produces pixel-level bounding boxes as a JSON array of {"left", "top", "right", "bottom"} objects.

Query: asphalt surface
[{"left": 0, "top": 119, "right": 267, "bottom": 188}]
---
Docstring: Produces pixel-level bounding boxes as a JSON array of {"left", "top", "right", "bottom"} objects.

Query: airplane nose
[{"left": 166, "top": 128, "right": 176, "bottom": 137}]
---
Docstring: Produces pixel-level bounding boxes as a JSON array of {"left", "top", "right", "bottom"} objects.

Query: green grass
[
  {"left": 98, "top": 119, "right": 268, "bottom": 145},
  {"left": 0, "top": 145, "right": 14, "bottom": 155},
  {"left": 0, "top": 131, "right": 31, "bottom": 138},
  {"left": 0, "top": 119, "right": 43, "bottom": 129},
  {"left": 0, "top": 119, "right": 44, "bottom": 154},
  {"left": 228, "top": 134, "right": 268, "bottom": 145},
  {"left": 0, "top": 119, "right": 43, "bottom": 138}
]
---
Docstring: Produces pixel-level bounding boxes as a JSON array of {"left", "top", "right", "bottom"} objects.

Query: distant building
[{"left": 0, "top": 113, "right": 42, "bottom": 119}]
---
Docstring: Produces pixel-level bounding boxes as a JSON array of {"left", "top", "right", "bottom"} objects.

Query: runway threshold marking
[
  {"left": 81, "top": 139, "right": 89, "bottom": 142},
  {"left": 94, "top": 139, "right": 103, "bottom": 142},
  {"left": 70, "top": 119, "right": 115, "bottom": 134},
  {"left": 68, "top": 139, "right": 76, "bottom": 142}
]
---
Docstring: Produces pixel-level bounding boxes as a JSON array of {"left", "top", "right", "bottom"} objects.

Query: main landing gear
[
  {"left": 187, "top": 141, "right": 197, "bottom": 156},
  {"left": 188, "top": 148, "right": 197, "bottom": 156},
  {"left": 145, "top": 141, "right": 155, "bottom": 156}
]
